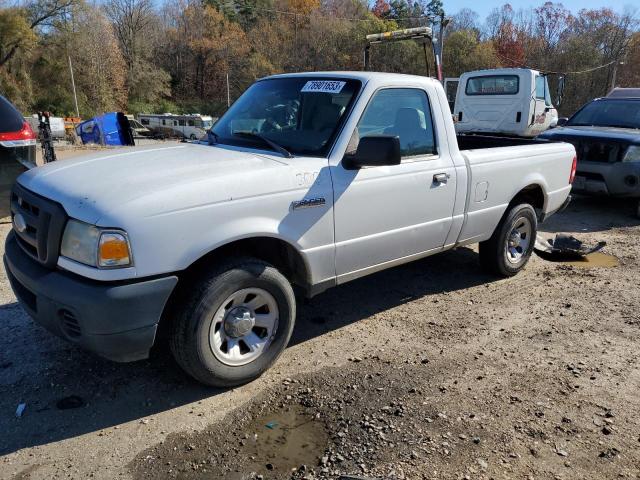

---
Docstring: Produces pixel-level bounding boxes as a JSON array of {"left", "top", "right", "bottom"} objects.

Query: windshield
[
  {"left": 211, "top": 77, "right": 361, "bottom": 156},
  {"left": 202, "top": 120, "right": 213, "bottom": 129},
  {"left": 568, "top": 99, "right": 640, "bottom": 129},
  {"left": 465, "top": 75, "right": 519, "bottom": 95}
]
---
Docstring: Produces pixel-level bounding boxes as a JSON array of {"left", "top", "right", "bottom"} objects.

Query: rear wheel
[
  {"left": 170, "top": 258, "right": 296, "bottom": 387},
  {"left": 479, "top": 203, "right": 537, "bottom": 277}
]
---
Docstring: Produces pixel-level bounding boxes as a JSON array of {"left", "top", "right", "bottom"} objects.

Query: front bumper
[
  {"left": 573, "top": 161, "right": 640, "bottom": 198},
  {"left": 4, "top": 231, "right": 178, "bottom": 362}
]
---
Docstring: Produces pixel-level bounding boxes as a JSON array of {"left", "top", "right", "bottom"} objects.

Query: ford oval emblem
[{"left": 13, "top": 213, "right": 27, "bottom": 233}]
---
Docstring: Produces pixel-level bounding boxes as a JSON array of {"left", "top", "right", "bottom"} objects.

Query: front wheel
[
  {"left": 479, "top": 203, "right": 537, "bottom": 277},
  {"left": 170, "top": 258, "right": 296, "bottom": 387}
]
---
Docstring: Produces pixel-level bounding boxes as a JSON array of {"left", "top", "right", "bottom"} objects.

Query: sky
[{"left": 443, "top": 0, "right": 636, "bottom": 21}]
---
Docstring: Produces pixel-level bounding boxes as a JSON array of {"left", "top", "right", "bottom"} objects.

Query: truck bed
[
  {"left": 456, "top": 139, "right": 575, "bottom": 246},
  {"left": 457, "top": 133, "right": 550, "bottom": 151}
]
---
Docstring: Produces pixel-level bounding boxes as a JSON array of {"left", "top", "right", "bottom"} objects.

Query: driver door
[{"left": 331, "top": 87, "right": 457, "bottom": 282}]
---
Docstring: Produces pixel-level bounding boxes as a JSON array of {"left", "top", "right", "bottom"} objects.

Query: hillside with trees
[{"left": 0, "top": 0, "right": 638, "bottom": 117}]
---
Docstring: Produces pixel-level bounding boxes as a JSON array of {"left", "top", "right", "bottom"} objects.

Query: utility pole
[
  {"left": 610, "top": 61, "right": 625, "bottom": 93},
  {"left": 435, "top": 15, "right": 450, "bottom": 83},
  {"left": 226, "top": 72, "right": 230, "bottom": 108},
  {"left": 68, "top": 55, "right": 80, "bottom": 118}
]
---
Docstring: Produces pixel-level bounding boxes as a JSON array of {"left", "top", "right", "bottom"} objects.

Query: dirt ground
[{"left": 1, "top": 195, "right": 639, "bottom": 480}]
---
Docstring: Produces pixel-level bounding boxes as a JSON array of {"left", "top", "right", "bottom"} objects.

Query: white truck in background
[
  {"left": 5, "top": 72, "right": 575, "bottom": 387},
  {"left": 447, "top": 68, "right": 560, "bottom": 137}
]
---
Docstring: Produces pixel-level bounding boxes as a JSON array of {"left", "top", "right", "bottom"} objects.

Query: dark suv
[
  {"left": 538, "top": 96, "right": 640, "bottom": 215},
  {"left": 0, "top": 95, "right": 36, "bottom": 217}
]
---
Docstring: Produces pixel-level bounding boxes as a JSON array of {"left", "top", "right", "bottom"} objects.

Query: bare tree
[{"left": 103, "top": 0, "right": 169, "bottom": 105}]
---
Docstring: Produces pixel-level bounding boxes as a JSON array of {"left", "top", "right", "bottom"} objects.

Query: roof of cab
[
  {"left": 607, "top": 87, "right": 640, "bottom": 99},
  {"left": 263, "top": 71, "right": 440, "bottom": 85},
  {"left": 458, "top": 68, "right": 541, "bottom": 78}
]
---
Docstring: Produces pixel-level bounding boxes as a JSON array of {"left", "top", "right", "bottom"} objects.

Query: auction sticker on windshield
[{"left": 301, "top": 80, "right": 346, "bottom": 93}]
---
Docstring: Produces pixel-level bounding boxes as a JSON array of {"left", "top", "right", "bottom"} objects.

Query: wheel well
[
  {"left": 509, "top": 184, "right": 545, "bottom": 212},
  {"left": 156, "top": 237, "right": 309, "bottom": 341},
  {"left": 182, "top": 237, "right": 309, "bottom": 290}
]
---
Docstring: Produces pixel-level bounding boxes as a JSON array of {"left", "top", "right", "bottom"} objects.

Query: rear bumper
[
  {"left": 573, "top": 161, "right": 640, "bottom": 198},
  {"left": 4, "top": 231, "right": 178, "bottom": 362}
]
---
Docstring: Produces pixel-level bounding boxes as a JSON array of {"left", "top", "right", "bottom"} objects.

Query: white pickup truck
[{"left": 4, "top": 72, "right": 576, "bottom": 386}]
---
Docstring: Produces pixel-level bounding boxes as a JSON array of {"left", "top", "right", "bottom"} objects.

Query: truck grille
[
  {"left": 567, "top": 140, "right": 624, "bottom": 164},
  {"left": 10, "top": 183, "right": 67, "bottom": 268}
]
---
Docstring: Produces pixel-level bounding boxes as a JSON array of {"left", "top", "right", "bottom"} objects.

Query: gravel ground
[{"left": 1, "top": 195, "right": 639, "bottom": 480}]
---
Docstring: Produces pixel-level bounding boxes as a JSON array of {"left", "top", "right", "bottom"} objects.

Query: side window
[
  {"left": 188, "top": 120, "right": 195, "bottom": 126},
  {"left": 535, "top": 76, "right": 545, "bottom": 100},
  {"left": 178, "top": 120, "right": 185, "bottom": 126},
  {"left": 544, "top": 77, "right": 552, "bottom": 107},
  {"left": 351, "top": 88, "right": 436, "bottom": 158}
]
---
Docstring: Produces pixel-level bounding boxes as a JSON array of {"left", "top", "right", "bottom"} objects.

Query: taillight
[
  {"left": 569, "top": 155, "right": 577, "bottom": 184},
  {"left": 0, "top": 121, "right": 37, "bottom": 147}
]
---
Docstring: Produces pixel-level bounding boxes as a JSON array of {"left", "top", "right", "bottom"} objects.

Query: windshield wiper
[{"left": 234, "top": 131, "right": 293, "bottom": 158}]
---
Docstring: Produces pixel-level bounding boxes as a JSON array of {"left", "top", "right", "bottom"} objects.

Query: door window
[
  {"left": 350, "top": 88, "right": 436, "bottom": 159},
  {"left": 535, "top": 76, "right": 546, "bottom": 100}
]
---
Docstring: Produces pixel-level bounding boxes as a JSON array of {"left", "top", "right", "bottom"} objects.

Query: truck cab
[{"left": 453, "top": 68, "right": 558, "bottom": 137}]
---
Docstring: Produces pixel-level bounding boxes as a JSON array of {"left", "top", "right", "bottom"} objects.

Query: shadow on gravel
[
  {"left": 0, "top": 333, "right": 220, "bottom": 455},
  {"left": 291, "top": 246, "right": 494, "bottom": 347},
  {"left": 0, "top": 246, "right": 492, "bottom": 455},
  {"left": 541, "top": 195, "right": 640, "bottom": 234}
]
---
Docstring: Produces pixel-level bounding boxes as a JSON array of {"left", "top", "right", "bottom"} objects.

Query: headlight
[
  {"left": 60, "top": 219, "right": 132, "bottom": 268},
  {"left": 622, "top": 146, "right": 640, "bottom": 163}
]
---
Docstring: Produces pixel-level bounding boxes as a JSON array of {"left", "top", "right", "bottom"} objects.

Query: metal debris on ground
[
  {"left": 15, "top": 403, "right": 26, "bottom": 418},
  {"left": 534, "top": 233, "right": 606, "bottom": 260}
]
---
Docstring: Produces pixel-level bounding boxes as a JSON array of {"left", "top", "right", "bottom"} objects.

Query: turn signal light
[{"left": 98, "top": 233, "right": 131, "bottom": 267}]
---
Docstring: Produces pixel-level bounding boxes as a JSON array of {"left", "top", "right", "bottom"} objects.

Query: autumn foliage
[{"left": 0, "top": 0, "right": 637, "bottom": 117}]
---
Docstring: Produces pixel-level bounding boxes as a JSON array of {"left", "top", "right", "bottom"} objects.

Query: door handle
[{"left": 433, "top": 173, "right": 449, "bottom": 184}]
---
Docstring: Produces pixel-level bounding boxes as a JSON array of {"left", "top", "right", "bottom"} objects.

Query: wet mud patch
[
  {"left": 238, "top": 405, "right": 329, "bottom": 477},
  {"left": 130, "top": 400, "right": 329, "bottom": 479},
  {"left": 536, "top": 251, "right": 619, "bottom": 268}
]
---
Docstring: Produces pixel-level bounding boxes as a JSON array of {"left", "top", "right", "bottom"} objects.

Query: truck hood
[
  {"left": 539, "top": 125, "right": 640, "bottom": 144},
  {"left": 18, "top": 143, "right": 293, "bottom": 224}
]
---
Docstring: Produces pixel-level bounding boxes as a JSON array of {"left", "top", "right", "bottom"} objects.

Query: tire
[
  {"left": 189, "top": 134, "right": 197, "bottom": 140},
  {"left": 170, "top": 257, "right": 296, "bottom": 387},
  {"left": 479, "top": 203, "right": 537, "bottom": 277}
]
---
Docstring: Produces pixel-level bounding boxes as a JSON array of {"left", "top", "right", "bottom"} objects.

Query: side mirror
[
  {"left": 556, "top": 117, "right": 568, "bottom": 127},
  {"left": 556, "top": 75, "right": 565, "bottom": 107},
  {"left": 343, "top": 135, "right": 401, "bottom": 170}
]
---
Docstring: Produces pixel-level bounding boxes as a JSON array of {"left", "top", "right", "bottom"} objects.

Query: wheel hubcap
[
  {"left": 505, "top": 216, "right": 532, "bottom": 264},
  {"left": 209, "top": 288, "right": 279, "bottom": 367},
  {"left": 224, "top": 307, "right": 255, "bottom": 338}
]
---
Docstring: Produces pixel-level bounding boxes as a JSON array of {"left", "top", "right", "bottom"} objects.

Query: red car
[{"left": 0, "top": 95, "right": 36, "bottom": 217}]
